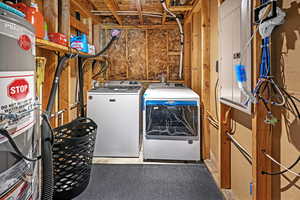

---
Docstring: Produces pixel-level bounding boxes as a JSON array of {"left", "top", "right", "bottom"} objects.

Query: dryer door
[{"left": 145, "top": 100, "right": 199, "bottom": 140}]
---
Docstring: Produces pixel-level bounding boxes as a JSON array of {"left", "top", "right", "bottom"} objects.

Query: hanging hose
[
  {"left": 0, "top": 129, "right": 41, "bottom": 162},
  {"left": 41, "top": 33, "right": 119, "bottom": 200},
  {"left": 160, "top": 0, "right": 184, "bottom": 79}
]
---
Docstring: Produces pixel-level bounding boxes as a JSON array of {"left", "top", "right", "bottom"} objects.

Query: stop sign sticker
[{"left": 7, "top": 79, "right": 29, "bottom": 101}]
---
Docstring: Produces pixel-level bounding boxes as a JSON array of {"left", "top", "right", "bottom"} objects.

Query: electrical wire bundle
[
  {"left": 251, "top": 0, "right": 300, "bottom": 126},
  {"left": 253, "top": 0, "right": 300, "bottom": 178}
]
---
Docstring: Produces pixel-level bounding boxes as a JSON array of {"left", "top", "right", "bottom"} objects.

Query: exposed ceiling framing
[
  {"left": 90, "top": 0, "right": 195, "bottom": 26},
  {"left": 136, "top": 0, "right": 144, "bottom": 24},
  {"left": 103, "top": 0, "right": 123, "bottom": 25}
]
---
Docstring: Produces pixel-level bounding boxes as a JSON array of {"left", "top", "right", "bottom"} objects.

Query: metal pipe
[{"left": 160, "top": 0, "right": 184, "bottom": 79}]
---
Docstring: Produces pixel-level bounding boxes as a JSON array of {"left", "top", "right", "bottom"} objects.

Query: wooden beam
[
  {"left": 252, "top": 1, "right": 272, "bottom": 199},
  {"left": 191, "top": 12, "right": 201, "bottom": 95},
  {"left": 162, "top": 0, "right": 170, "bottom": 25},
  {"left": 71, "top": 0, "right": 100, "bottom": 24},
  {"left": 59, "top": 0, "right": 71, "bottom": 125},
  {"left": 146, "top": 29, "right": 149, "bottom": 80},
  {"left": 36, "top": 39, "right": 90, "bottom": 56},
  {"left": 100, "top": 24, "right": 178, "bottom": 30},
  {"left": 201, "top": 0, "right": 211, "bottom": 160},
  {"left": 218, "top": 0, "right": 226, "bottom": 6},
  {"left": 93, "top": 24, "right": 101, "bottom": 51},
  {"left": 70, "top": 16, "right": 89, "bottom": 34},
  {"left": 92, "top": 10, "right": 163, "bottom": 17},
  {"left": 83, "top": 18, "right": 93, "bottom": 43},
  {"left": 251, "top": 1, "right": 273, "bottom": 199},
  {"left": 71, "top": 0, "right": 90, "bottom": 17},
  {"left": 168, "top": 51, "right": 181, "bottom": 56},
  {"left": 184, "top": 0, "right": 202, "bottom": 23},
  {"left": 43, "top": 0, "right": 59, "bottom": 127},
  {"left": 184, "top": 22, "right": 191, "bottom": 87},
  {"left": 43, "top": 1, "right": 58, "bottom": 33},
  {"left": 59, "top": 0, "right": 71, "bottom": 41},
  {"left": 87, "top": 0, "right": 98, "bottom": 9},
  {"left": 136, "top": 0, "right": 144, "bottom": 24},
  {"left": 103, "top": 0, "right": 123, "bottom": 25},
  {"left": 169, "top": 6, "right": 193, "bottom": 12},
  {"left": 219, "top": 104, "right": 232, "bottom": 189},
  {"left": 162, "top": 13, "right": 167, "bottom": 24}
]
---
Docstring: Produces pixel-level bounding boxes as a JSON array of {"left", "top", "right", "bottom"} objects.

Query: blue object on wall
[{"left": 235, "top": 64, "right": 247, "bottom": 83}]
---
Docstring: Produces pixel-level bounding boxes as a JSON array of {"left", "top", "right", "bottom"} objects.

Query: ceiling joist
[
  {"left": 169, "top": 5, "right": 193, "bottom": 12},
  {"left": 92, "top": 10, "right": 163, "bottom": 17},
  {"left": 161, "top": 0, "right": 170, "bottom": 25},
  {"left": 184, "top": 0, "right": 202, "bottom": 23},
  {"left": 103, "top": 0, "right": 123, "bottom": 25},
  {"left": 100, "top": 24, "right": 178, "bottom": 30},
  {"left": 70, "top": 0, "right": 100, "bottom": 24},
  {"left": 136, "top": 0, "right": 144, "bottom": 24}
]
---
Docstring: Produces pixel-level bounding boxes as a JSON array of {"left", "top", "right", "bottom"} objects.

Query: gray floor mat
[{"left": 75, "top": 164, "right": 224, "bottom": 200}]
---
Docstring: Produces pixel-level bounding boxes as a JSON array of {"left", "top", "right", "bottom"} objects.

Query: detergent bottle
[{"left": 12, "top": 2, "right": 45, "bottom": 39}]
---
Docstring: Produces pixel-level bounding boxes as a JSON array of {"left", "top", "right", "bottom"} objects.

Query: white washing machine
[
  {"left": 87, "top": 81, "right": 143, "bottom": 157},
  {"left": 143, "top": 84, "right": 201, "bottom": 161}
]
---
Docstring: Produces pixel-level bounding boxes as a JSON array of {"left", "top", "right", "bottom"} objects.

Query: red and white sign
[
  {"left": 7, "top": 79, "right": 29, "bottom": 101},
  {"left": 18, "top": 34, "right": 32, "bottom": 51},
  {"left": 0, "top": 71, "right": 35, "bottom": 139}
]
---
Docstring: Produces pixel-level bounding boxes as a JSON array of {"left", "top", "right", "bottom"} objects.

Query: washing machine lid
[
  {"left": 104, "top": 80, "right": 142, "bottom": 88},
  {"left": 144, "top": 87, "right": 199, "bottom": 99},
  {"left": 89, "top": 86, "right": 142, "bottom": 95},
  {"left": 148, "top": 82, "right": 185, "bottom": 89}
]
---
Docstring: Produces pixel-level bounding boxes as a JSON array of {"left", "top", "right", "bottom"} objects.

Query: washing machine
[
  {"left": 87, "top": 81, "right": 143, "bottom": 157},
  {"left": 143, "top": 84, "right": 201, "bottom": 161}
]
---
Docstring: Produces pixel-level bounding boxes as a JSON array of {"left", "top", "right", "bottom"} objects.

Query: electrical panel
[{"left": 219, "top": 0, "right": 252, "bottom": 114}]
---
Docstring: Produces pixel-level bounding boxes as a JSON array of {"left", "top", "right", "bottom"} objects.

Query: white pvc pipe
[{"left": 161, "top": 1, "right": 184, "bottom": 79}]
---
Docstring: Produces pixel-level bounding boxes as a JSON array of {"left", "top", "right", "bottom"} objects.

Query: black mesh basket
[{"left": 52, "top": 117, "right": 97, "bottom": 200}]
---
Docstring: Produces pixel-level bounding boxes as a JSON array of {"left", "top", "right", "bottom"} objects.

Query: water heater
[{"left": 0, "top": 6, "right": 40, "bottom": 200}]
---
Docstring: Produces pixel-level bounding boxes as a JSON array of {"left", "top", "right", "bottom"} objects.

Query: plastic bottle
[{"left": 12, "top": 3, "right": 45, "bottom": 39}]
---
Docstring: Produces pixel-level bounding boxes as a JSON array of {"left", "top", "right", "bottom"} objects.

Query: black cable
[
  {"left": 262, "top": 156, "right": 300, "bottom": 176},
  {"left": 92, "top": 59, "right": 109, "bottom": 79},
  {"left": 77, "top": 36, "right": 118, "bottom": 59},
  {"left": 41, "top": 34, "right": 119, "bottom": 200},
  {"left": 78, "top": 57, "right": 85, "bottom": 117},
  {"left": 0, "top": 129, "right": 41, "bottom": 162}
]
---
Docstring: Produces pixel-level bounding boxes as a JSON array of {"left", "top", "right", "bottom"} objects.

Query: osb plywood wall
[{"left": 99, "top": 28, "right": 181, "bottom": 81}]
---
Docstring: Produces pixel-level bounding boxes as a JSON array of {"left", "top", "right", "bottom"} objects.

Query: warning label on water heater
[{"left": 0, "top": 71, "right": 35, "bottom": 140}]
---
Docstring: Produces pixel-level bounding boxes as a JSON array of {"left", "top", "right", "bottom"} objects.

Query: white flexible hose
[{"left": 161, "top": 1, "right": 184, "bottom": 79}]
